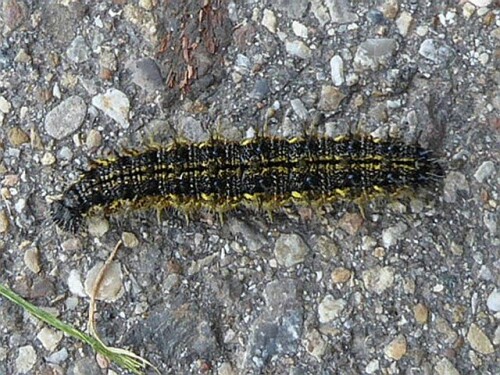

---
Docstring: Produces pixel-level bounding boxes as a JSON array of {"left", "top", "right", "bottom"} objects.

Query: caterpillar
[{"left": 50, "top": 134, "right": 444, "bottom": 233}]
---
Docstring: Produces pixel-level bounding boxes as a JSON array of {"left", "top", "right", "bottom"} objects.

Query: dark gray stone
[
  {"left": 271, "top": 0, "right": 309, "bottom": 19},
  {"left": 244, "top": 279, "right": 304, "bottom": 369},
  {"left": 126, "top": 299, "right": 219, "bottom": 361},
  {"left": 249, "top": 79, "right": 270, "bottom": 100},
  {"left": 69, "top": 358, "right": 101, "bottom": 375},
  {"left": 130, "top": 58, "right": 164, "bottom": 92}
]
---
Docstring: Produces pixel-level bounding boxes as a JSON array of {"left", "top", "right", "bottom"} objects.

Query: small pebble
[
  {"left": 435, "top": 358, "right": 460, "bottom": 375},
  {"left": 235, "top": 54, "right": 251, "bottom": 73},
  {"left": 290, "top": 98, "right": 309, "bottom": 120},
  {"left": 67, "top": 269, "right": 86, "bottom": 297},
  {"left": 327, "top": 0, "right": 359, "bottom": 23},
  {"left": 483, "top": 212, "right": 497, "bottom": 236},
  {"left": 0, "top": 210, "right": 9, "bottom": 233},
  {"left": 316, "top": 235, "right": 339, "bottom": 258},
  {"left": 366, "top": 9, "right": 385, "bottom": 24},
  {"left": 418, "top": 39, "right": 453, "bottom": 64},
  {"left": 318, "top": 85, "right": 346, "bottom": 111},
  {"left": 396, "top": 11, "right": 412, "bottom": 36},
  {"left": 365, "top": 359, "right": 379, "bottom": 374},
  {"left": 66, "top": 36, "right": 90, "bottom": 63},
  {"left": 139, "top": 0, "right": 154, "bottom": 10},
  {"left": 384, "top": 334, "right": 407, "bottom": 360},
  {"left": 41, "top": 152, "right": 56, "bottom": 166},
  {"left": 468, "top": 0, "right": 492, "bottom": 6},
  {"left": 478, "top": 52, "right": 489, "bottom": 65},
  {"left": 24, "top": 247, "right": 41, "bottom": 274},
  {"left": 218, "top": 362, "right": 236, "bottom": 375},
  {"left": 45, "top": 348, "right": 68, "bottom": 364},
  {"left": 331, "top": 267, "right": 352, "bottom": 284},
  {"left": 87, "top": 216, "right": 109, "bottom": 237},
  {"left": 130, "top": 58, "right": 163, "bottom": 92},
  {"left": 57, "top": 146, "right": 73, "bottom": 161},
  {"left": 361, "top": 235, "right": 377, "bottom": 251},
  {"left": 92, "top": 89, "right": 130, "bottom": 129},
  {"left": 36, "top": 327, "right": 63, "bottom": 351},
  {"left": 70, "top": 358, "right": 101, "bottom": 375},
  {"left": 86, "top": 129, "right": 102, "bottom": 149},
  {"left": 99, "top": 50, "right": 117, "bottom": 72},
  {"left": 330, "top": 55, "right": 344, "bottom": 86},
  {"left": 473, "top": 161, "right": 495, "bottom": 183},
  {"left": 494, "top": 326, "right": 500, "bottom": 346},
  {"left": 9, "top": 127, "right": 30, "bottom": 146},
  {"left": 249, "top": 79, "right": 270, "bottom": 100},
  {"left": 380, "top": 0, "right": 399, "bottom": 19},
  {"left": 15, "top": 345, "right": 37, "bottom": 374},
  {"left": 61, "top": 238, "right": 82, "bottom": 252},
  {"left": 382, "top": 222, "right": 408, "bottom": 248},
  {"left": 345, "top": 72, "right": 359, "bottom": 86},
  {"left": 274, "top": 233, "right": 309, "bottom": 268},
  {"left": 310, "top": 0, "right": 330, "bottom": 26},
  {"left": 0, "top": 347, "right": 5, "bottom": 361},
  {"left": 14, "top": 198, "right": 26, "bottom": 214},
  {"left": 163, "top": 274, "right": 181, "bottom": 292},
  {"left": 15, "top": 48, "right": 31, "bottom": 63},
  {"left": 462, "top": 2, "right": 476, "bottom": 19},
  {"left": 318, "top": 295, "right": 346, "bottom": 323},
  {"left": 486, "top": 289, "right": 500, "bottom": 312},
  {"left": 362, "top": 266, "right": 395, "bottom": 294},
  {"left": 304, "top": 329, "right": 327, "bottom": 360},
  {"left": 413, "top": 303, "right": 429, "bottom": 324},
  {"left": 292, "top": 21, "right": 308, "bottom": 38},
  {"left": 0, "top": 95, "right": 12, "bottom": 113},
  {"left": 467, "top": 323, "right": 494, "bottom": 354},
  {"left": 354, "top": 39, "right": 397, "bottom": 71},
  {"left": 285, "top": 40, "right": 312, "bottom": 59},
  {"left": 261, "top": 9, "right": 277, "bottom": 33},
  {"left": 45, "top": 96, "right": 87, "bottom": 140},
  {"left": 338, "top": 212, "right": 363, "bottom": 235},
  {"left": 121, "top": 231, "right": 139, "bottom": 248}
]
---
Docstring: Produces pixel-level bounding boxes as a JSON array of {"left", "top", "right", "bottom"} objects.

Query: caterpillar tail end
[{"left": 50, "top": 199, "right": 83, "bottom": 233}]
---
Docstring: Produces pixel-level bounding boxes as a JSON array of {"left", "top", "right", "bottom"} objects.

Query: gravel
[
  {"left": 44, "top": 96, "right": 87, "bottom": 140},
  {"left": 0, "top": 1, "right": 498, "bottom": 374}
]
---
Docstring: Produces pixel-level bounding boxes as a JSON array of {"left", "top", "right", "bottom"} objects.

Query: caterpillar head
[{"left": 50, "top": 197, "right": 83, "bottom": 233}]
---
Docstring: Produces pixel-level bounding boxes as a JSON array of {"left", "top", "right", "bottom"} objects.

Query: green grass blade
[{"left": 0, "top": 282, "right": 153, "bottom": 375}]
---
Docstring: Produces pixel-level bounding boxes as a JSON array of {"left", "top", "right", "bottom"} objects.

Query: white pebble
[
  {"left": 0, "top": 96, "right": 12, "bottom": 113},
  {"left": 474, "top": 161, "right": 494, "bottom": 183},
  {"left": 261, "top": 9, "right": 277, "bottom": 33},
  {"left": 318, "top": 295, "right": 346, "bottom": 323},
  {"left": 67, "top": 269, "right": 86, "bottom": 297},
  {"left": 467, "top": 0, "right": 492, "bottom": 7},
  {"left": 15, "top": 345, "right": 37, "bottom": 374},
  {"left": 292, "top": 21, "right": 308, "bottom": 38},
  {"left": 37, "top": 327, "right": 63, "bottom": 351},
  {"left": 91, "top": 88, "right": 130, "bottom": 129},
  {"left": 396, "top": 11, "right": 412, "bottom": 36},
  {"left": 486, "top": 289, "right": 500, "bottom": 312},
  {"left": 330, "top": 55, "right": 344, "bottom": 86},
  {"left": 285, "top": 40, "right": 312, "bottom": 59},
  {"left": 41, "top": 152, "right": 56, "bottom": 166}
]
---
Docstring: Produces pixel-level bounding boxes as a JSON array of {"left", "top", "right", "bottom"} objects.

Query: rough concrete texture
[{"left": 0, "top": 1, "right": 498, "bottom": 374}]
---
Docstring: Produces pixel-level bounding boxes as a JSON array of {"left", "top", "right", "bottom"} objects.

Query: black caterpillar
[{"left": 50, "top": 134, "right": 444, "bottom": 232}]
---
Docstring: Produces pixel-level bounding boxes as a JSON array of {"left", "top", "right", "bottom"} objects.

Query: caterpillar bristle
[{"left": 50, "top": 199, "right": 83, "bottom": 233}]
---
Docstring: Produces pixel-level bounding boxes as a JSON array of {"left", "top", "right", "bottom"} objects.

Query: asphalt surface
[{"left": 0, "top": 1, "right": 498, "bottom": 374}]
